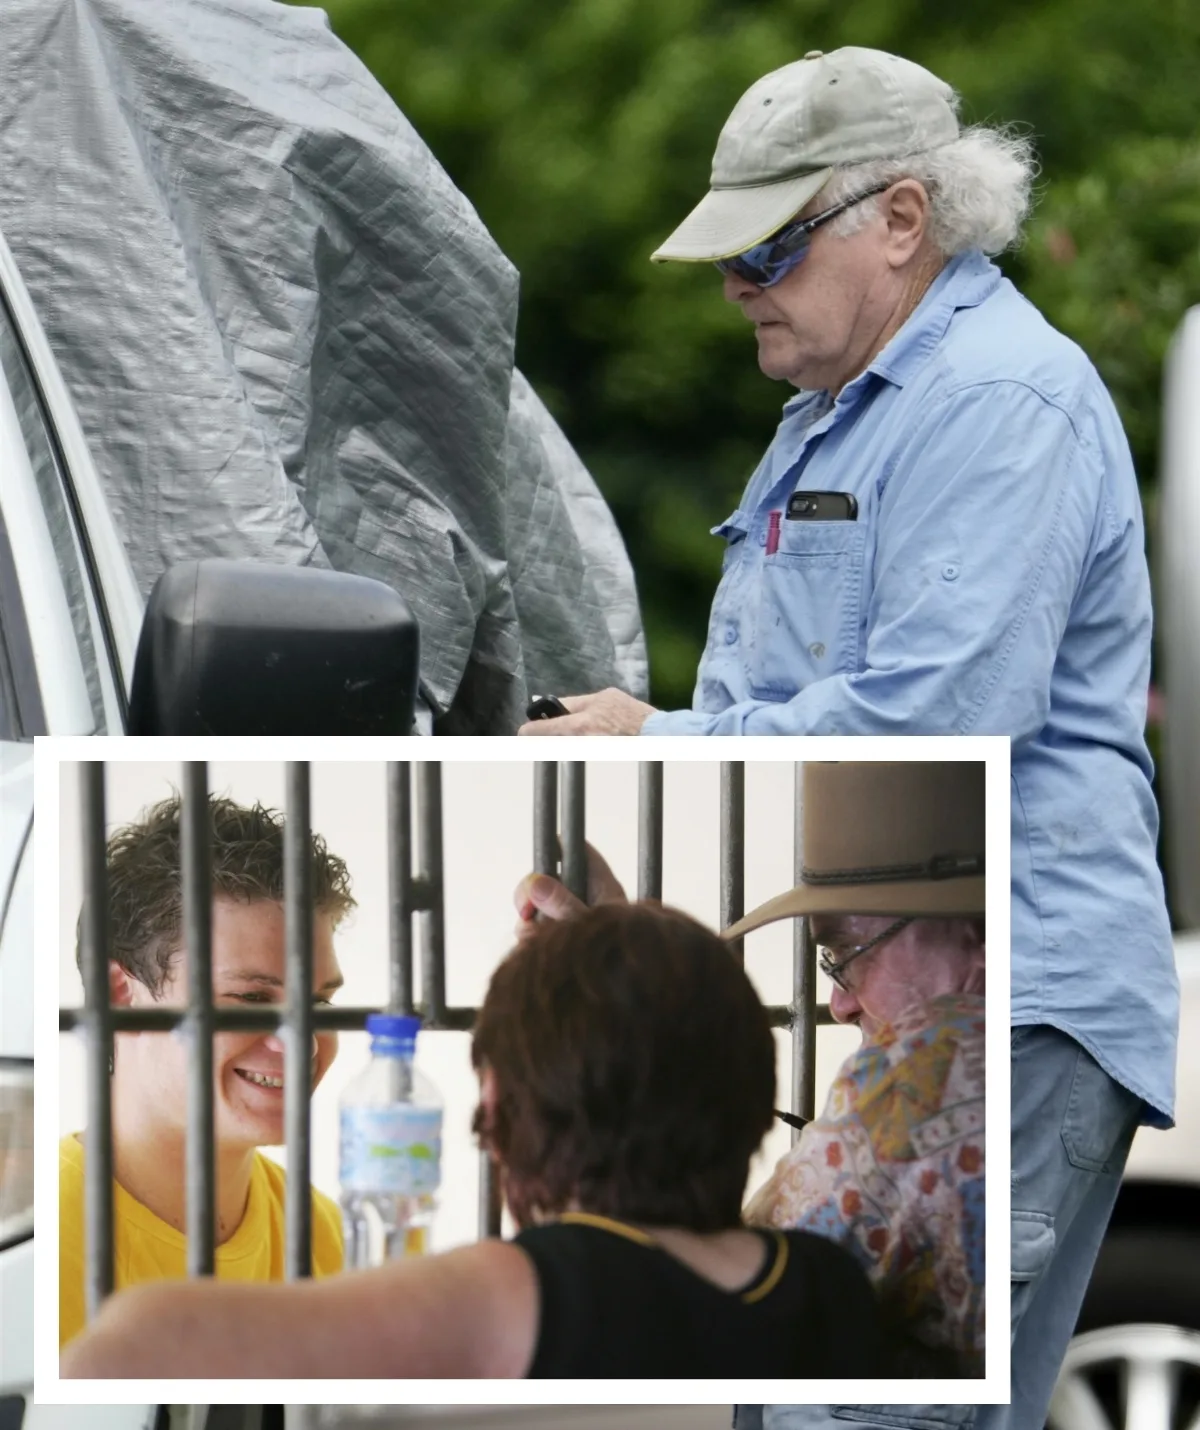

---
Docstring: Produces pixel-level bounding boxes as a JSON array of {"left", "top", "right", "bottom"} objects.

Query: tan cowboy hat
[{"left": 724, "top": 761, "right": 985, "bottom": 939}]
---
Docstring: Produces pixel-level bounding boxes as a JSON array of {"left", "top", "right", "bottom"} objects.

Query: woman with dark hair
[{"left": 61, "top": 903, "right": 889, "bottom": 1380}]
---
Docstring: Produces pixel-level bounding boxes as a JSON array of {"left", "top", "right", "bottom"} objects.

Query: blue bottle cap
[{"left": 366, "top": 1013, "right": 422, "bottom": 1045}]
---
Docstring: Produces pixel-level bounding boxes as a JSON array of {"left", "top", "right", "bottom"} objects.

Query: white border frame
[{"left": 33, "top": 733, "right": 1011, "bottom": 1407}]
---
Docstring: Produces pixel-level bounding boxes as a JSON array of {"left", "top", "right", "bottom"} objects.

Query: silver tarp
[{"left": 0, "top": 0, "right": 647, "bottom": 732}]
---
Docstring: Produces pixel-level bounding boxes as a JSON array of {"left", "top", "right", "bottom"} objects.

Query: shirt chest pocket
[{"left": 751, "top": 519, "right": 868, "bottom": 699}]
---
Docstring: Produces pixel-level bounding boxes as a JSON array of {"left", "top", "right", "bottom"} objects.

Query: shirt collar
[
  {"left": 782, "top": 249, "right": 1002, "bottom": 412},
  {"left": 868, "top": 248, "right": 1001, "bottom": 389}
]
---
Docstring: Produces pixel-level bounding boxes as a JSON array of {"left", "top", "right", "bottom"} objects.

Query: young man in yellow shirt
[{"left": 60, "top": 794, "right": 350, "bottom": 1349}]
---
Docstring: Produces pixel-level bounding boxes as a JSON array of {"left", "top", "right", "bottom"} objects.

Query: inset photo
[{"left": 29, "top": 747, "right": 1008, "bottom": 1407}]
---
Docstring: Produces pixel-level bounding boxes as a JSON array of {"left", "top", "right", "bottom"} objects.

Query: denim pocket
[
  {"left": 1061, "top": 1046, "right": 1142, "bottom": 1173},
  {"left": 1011, "top": 1209, "right": 1055, "bottom": 1282},
  {"left": 829, "top": 1408, "right": 975, "bottom": 1429},
  {"left": 750, "top": 519, "right": 867, "bottom": 698}
]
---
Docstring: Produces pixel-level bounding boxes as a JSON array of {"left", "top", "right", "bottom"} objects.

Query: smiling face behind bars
[
  {"left": 86, "top": 793, "right": 353, "bottom": 1237},
  {"left": 112, "top": 897, "right": 344, "bottom": 1146}
]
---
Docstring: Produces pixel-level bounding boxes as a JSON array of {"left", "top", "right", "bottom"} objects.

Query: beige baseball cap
[{"left": 651, "top": 47, "right": 959, "bottom": 263}]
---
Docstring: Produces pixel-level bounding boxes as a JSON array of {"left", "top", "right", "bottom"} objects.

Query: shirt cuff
[{"left": 639, "top": 708, "right": 717, "bottom": 737}]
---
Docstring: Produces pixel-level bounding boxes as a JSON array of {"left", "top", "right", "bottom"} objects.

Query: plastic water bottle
[{"left": 339, "top": 1013, "right": 443, "bottom": 1268}]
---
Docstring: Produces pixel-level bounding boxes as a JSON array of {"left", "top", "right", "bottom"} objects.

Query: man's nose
[
  {"left": 723, "top": 269, "right": 763, "bottom": 303},
  {"left": 828, "top": 984, "right": 862, "bottom": 1025}
]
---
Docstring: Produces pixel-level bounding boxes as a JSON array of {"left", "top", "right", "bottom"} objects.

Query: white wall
[{"left": 58, "top": 760, "right": 858, "bottom": 1251}]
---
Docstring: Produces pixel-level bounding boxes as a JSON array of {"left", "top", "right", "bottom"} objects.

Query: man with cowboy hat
[
  {"left": 518, "top": 757, "right": 1149, "bottom": 1427},
  {"left": 726, "top": 761, "right": 986, "bottom": 1389}
]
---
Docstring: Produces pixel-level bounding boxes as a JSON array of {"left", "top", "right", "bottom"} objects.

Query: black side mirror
[{"left": 128, "top": 560, "right": 419, "bottom": 735}]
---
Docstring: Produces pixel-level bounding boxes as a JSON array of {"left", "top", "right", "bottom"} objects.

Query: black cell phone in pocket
[
  {"left": 786, "top": 490, "right": 858, "bottom": 521},
  {"left": 526, "top": 694, "right": 570, "bottom": 720}
]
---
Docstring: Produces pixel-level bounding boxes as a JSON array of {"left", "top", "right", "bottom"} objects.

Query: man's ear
[{"left": 881, "top": 179, "right": 932, "bottom": 267}]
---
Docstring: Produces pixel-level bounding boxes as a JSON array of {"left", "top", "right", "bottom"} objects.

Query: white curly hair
[{"left": 819, "top": 110, "right": 1040, "bottom": 257}]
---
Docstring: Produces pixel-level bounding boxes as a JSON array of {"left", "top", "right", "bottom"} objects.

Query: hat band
[{"left": 802, "top": 853, "right": 985, "bottom": 885}]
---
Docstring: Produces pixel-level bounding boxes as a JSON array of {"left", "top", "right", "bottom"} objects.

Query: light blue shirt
[{"left": 642, "top": 250, "right": 1178, "bottom": 1126}]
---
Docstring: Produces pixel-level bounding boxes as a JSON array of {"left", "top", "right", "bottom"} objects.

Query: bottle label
[{"left": 339, "top": 1106, "right": 442, "bottom": 1194}]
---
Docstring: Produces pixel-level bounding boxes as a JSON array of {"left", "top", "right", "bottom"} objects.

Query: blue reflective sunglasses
[{"left": 715, "top": 184, "right": 891, "bottom": 288}]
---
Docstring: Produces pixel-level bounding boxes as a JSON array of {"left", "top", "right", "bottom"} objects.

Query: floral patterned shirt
[{"left": 744, "top": 993, "right": 986, "bottom": 1373}]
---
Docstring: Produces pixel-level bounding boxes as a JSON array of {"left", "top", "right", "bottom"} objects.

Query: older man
[
  {"left": 517, "top": 761, "right": 987, "bottom": 1382},
  {"left": 516, "top": 44, "right": 1178, "bottom": 1430}
]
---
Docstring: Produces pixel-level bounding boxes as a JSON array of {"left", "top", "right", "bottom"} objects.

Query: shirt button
[
  {"left": 758, "top": 530, "right": 767, "bottom": 546},
  {"left": 725, "top": 625, "right": 738, "bottom": 645},
  {"left": 942, "top": 563, "right": 961, "bottom": 581},
  {"left": 803, "top": 50, "right": 824, "bottom": 59}
]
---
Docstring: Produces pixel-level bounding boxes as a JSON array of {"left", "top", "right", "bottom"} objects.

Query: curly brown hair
[
  {"left": 80, "top": 793, "right": 356, "bottom": 995},
  {"left": 471, "top": 901, "right": 776, "bottom": 1232}
]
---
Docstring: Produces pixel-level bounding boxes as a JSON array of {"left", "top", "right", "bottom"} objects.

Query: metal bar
[
  {"left": 416, "top": 763, "right": 446, "bottom": 1024},
  {"left": 792, "top": 762, "right": 818, "bottom": 1135},
  {"left": 283, "top": 763, "right": 314, "bottom": 1281},
  {"left": 60, "top": 998, "right": 835, "bottom": 1036},
  {"left": 60, "top": 1005, "right": 495, "bottom": 1034},
  {"left": 79, "top": 761, "right": 113, "bottom": 1320},
  {"left": 479, "top": 1156, "right": 504, "bottom": 1241},
  {"left": 560, "top": 763, "right": 587, "bottom": 900},
  {"left": 720, "top": 762, "right": 745, "bottom": 962},
  {"left": 779, "top": 1003, "right": 831, "bottom": 1029},
  {"left": 637, "top": 763, "right": 663, "bottom": 901},
  {"left": 182, "top": 762, "right": 215, "bottom": 1277},
  {"left": 533, "top": 763, "right": 558, "bottom": 878},
  {"left": 386, "top": 764, "right": 415, "bottom": 1013},
  {"left": 485, "top": 760, "right": 560, "bottom": 1243}
]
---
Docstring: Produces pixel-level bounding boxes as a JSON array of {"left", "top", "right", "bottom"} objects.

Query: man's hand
[
  {"left": 516, "top": 688, "right": 657, "bottom": 736},
  {"left": 513, "top": 842, "right": 629, "bottom": 939}
]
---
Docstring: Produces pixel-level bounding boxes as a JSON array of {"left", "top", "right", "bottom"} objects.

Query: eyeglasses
[
  {"left": 818, "top": 916, "right": 915, "bottom": 992},
  {"left": 715, "top": 184, "right": 892, "bottom": 288}
]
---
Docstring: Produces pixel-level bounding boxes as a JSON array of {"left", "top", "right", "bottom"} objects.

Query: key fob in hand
[{"left": 526, "top": 695, "right": 570, "bottom": 721}]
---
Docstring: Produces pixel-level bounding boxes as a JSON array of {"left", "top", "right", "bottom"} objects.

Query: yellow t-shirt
[{"left": 59, "top": 1132, "right": 343, "bottom": 1349}]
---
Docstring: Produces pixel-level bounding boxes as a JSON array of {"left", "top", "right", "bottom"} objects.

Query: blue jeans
[{"left": 733, "top": 1025, "right": 1142, "bottom": 1430}]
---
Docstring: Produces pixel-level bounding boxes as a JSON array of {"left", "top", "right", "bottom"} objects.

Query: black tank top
[{"left": 514, "top": 1212, "right": 891, "bottom": 1378}]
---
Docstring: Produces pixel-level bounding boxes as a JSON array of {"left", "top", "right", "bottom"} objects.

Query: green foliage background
[{"left": 297, "top": 0, "right": 1200, "bottom": 711}]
